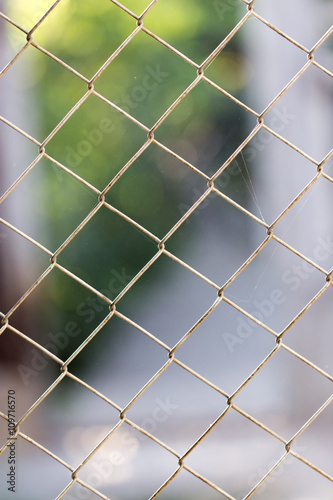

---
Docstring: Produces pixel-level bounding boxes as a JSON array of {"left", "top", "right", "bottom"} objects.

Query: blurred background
[{"left": 0, "top": 0, "right": 332, "bottom": 499}]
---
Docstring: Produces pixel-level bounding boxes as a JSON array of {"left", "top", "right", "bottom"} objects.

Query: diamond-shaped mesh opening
[
  {"left": 83, "top": 423, "right": 177, "bottom": 500},
  {"left": 105, "top": 142, "right": 207, "bottom": 238},
  {"left": 167, "top": 192, "right": 266, "bottom": 286},
  {"left": 74, "top": 312, "right": 169, "bottom": 407},
  {"left": 57, "top": 204, "right": 158, "bottom": 295},
  {"left": 235, "top": 347, "right": 333, "bottom": 437},
  {"left": 7, "top": 266, "right": 113, "bottom": 377},
  {"left": 205, "top": 49, "right": 251, "bottom": 98},
  {"left": 22, "top": 0, "right": 135, "bottom": 78},
  {"left": 209, "top": 18, "right": 307, "bottom": 112},
  {"left": 226, "top": 238, "right": 326, "bottom": 332},
  {"left": 238, "top": 129, "right": 317, "bottom": 224},
  {"left": 264, "top": 63, "right": 333, "bottom": 160},
  {"left": 186, "top": 407, "right": 284, "bottom": 498},
  {"left": 126, "top": 361, "right": 225, "bottom": 454},
  {"left": 47, "top": 93, "right": 148, "bottom": 190},
  {"left": 115, "top": 253, "right": 218, "bottom": 345},
  {"left": 176, "top": 300, "right": 275, "bottom": 394},
  {"left": 155, "top": 79, "right": 257, "bottom": 175},
  {"left": 210, "top": 151, "right": 260, "bottom": 217},
  {"left": 143, "top": 0, "right": 246, "bottom": 64},
  {"left": 94, "top": 29, "right": 195, "bottom": 127},
  {"left": 23, "top": 376, "right": 120, "bottom": 463}
]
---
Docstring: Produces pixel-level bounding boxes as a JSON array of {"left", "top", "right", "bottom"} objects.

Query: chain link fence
[{"left": 0, "top": 0, "right": 333, "bottom": 499}]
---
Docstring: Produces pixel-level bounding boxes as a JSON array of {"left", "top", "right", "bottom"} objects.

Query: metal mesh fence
[{"left": 0, "top": 0, "right": 332, "bottom": 498}]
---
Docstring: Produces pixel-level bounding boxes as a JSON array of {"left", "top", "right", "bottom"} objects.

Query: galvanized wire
[{"left": 0, "top": 1, "right": 332, "bottom": 499}]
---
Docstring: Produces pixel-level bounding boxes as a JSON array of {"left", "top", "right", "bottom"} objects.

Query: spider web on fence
[{"left": 0, "top": 0, "right": 333, "bottom": 499}]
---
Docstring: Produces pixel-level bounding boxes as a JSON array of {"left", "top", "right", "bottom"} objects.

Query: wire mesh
[{"left": 0, "top": 0, "right": 332, "bottom": 499}]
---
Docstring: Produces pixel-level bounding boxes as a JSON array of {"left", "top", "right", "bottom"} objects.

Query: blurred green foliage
[{"left": 6, "top": 0, "right": 250, "bottom": 373}]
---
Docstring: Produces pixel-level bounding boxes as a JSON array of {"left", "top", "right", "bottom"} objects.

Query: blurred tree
[{"left": 2, "top": 0, "right": 249, "bottom": 374}]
